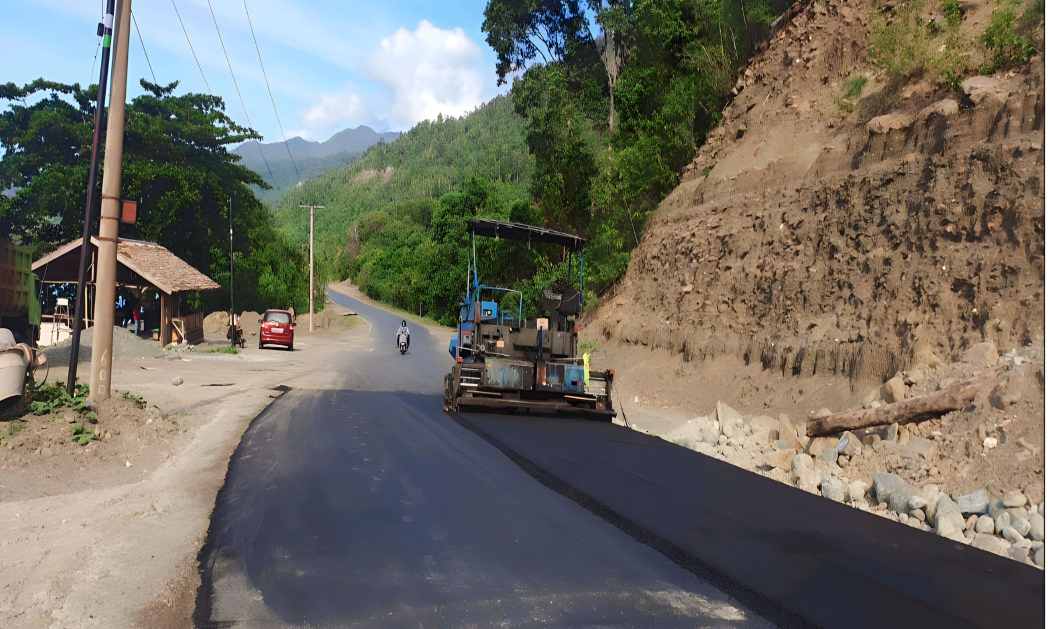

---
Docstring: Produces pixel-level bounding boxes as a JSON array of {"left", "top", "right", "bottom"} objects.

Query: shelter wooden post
[{"left": 160, "top": 293, "right": 177, "bottom": 346}]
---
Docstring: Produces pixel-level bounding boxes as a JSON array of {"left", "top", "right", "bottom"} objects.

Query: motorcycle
[{"left": 398, "top": 333, "right": 409, "bottom": 355}]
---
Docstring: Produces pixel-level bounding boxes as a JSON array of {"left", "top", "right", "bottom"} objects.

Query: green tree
[{"left": 0, "top": 78, "right": 310, "bottom": 312}]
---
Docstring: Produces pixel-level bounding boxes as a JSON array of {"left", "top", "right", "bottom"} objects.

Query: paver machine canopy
[{"left": 443, "top": 218, "right": 615, "bottom": 419}]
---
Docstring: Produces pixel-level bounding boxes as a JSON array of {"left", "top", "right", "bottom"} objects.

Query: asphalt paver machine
[{"left": 442, "top": 218, "right": 615, "bottom": 420}]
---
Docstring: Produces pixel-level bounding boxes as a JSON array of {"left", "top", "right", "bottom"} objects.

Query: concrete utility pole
[
  {"left": 89, "top": 0, "right": 132, "bottom": 403},
  {"left": 67, "top": 0, "right": 117, "bottom": 395},
  {"left": 298, "top": 204, "right": 324, "bottom": 333}
]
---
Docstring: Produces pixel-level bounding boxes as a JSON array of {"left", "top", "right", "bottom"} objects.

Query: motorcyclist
[{"left": 395, "top": 320, "right": 410, "bottom": 351}]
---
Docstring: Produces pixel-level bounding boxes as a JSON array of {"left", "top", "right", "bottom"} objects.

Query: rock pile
[{"left": 663, "top": 400, "right": 1045, "bottom": 570}]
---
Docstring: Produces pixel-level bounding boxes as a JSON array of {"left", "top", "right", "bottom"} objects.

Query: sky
[{"left": 5, "top": 0, "right": 508, "bottom": 142}]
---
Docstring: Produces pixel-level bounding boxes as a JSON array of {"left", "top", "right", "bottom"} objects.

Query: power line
[
  {"left": 243, "top": 0, "right": 300, "bottom": 181},
  {"left": 205, "top": 0, "right": 275, "bottom": 181},
  {"left": 170, "top": 0, "right": 211, "bottom": 92},
  {"left": 88, "top": 38, "right": 101, "bottom": 86},
  {"left": 131, "top": 10, "right": 159, "bottom": 85},
  {"left": 88, "top": 0, "right": 102, "bottom": 85}
]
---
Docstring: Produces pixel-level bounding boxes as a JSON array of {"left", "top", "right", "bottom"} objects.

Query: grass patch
[
  {"left": 869, "top": 0, "right": 975, "bottom": 87},
  {"left": 844, "top": 75, "right": 869, "bottom": 100},
  {"left": 2, "top": 419, "right": 26, "bottom": 441},
  {"left": 71, "top": 423, "right": 97, "bottom": 446},
  {"left": 206, "top": 345, "right": 240, "bottom": 355},
  {"left": 981, "top": 0, "right": 1041, "bottom": 72},
  {"left": 120, "top": 390, "right": 147, "bottom": 409},
  {"left": 836, "top": 74, "right": 869, "bottom": 112},
  {"left": 578, "top": 339, "right": 601, "bottom": 355},
  {"left": 942, "top": 0, "right": 964, "bottom": 27},
  {"left": 28, "top": 382, "right": 89, "bottom": 416}
]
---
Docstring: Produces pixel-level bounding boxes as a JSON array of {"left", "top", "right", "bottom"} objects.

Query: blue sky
[{"left": 6, "top": 1, "right": 507, "bottom": 142}]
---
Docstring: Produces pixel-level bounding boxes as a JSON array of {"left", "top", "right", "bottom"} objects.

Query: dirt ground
[{"left": 0, "top": 294, "right": 364, "bottom": 628}]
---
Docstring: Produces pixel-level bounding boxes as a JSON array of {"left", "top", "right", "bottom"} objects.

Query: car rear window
[{"left": 264, "top": 312, "right": 291, "bottom": 324}]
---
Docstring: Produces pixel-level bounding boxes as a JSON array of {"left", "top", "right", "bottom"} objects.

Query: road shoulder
[{"left": 0, "top": 303, "right": 365, "bottom": 628}]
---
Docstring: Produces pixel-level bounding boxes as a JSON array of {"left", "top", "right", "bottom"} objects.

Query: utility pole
[
  {"left": 89, "top": 0, "right": 132, "bottom": 403},
  {"left": 229, "top": 194, "right": 235, "bottom": 348},
  {"left": 67, "top": 0, "right": 117, "bottom": 395},
  {"left": 298, "top": 204, "right": 324, "bottom": 333}
]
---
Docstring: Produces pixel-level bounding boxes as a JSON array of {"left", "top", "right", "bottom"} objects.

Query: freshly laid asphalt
[{"left": 196, "top": 290, "right": 1045, "bottom": 628}]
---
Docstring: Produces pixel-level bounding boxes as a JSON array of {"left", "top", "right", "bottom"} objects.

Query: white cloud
[
  {"left": 291, "top": 89, "right": 365, "bottom": 140},
  {"left": 369, "top": 20, "right": 487, "bottom": 128}
]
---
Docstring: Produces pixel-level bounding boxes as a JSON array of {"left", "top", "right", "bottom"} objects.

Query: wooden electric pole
[
  {"left": 89, "top": 0, "right": 132, "bottom": 403},
  {"left": 298, "top": 204, "right": 324, "bottom": 333}
]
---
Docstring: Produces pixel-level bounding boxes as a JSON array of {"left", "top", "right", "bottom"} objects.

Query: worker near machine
[{"left": 395, "top": 320, "right": 410, "bottom": 350}]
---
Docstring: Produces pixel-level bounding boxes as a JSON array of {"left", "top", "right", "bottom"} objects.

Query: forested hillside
[
  {"left": 274, "top": 95, "right": 534, "bottom": 321},
  {"left": 236, "top": 126, "right": 400, "bottom": 203},
  {"left": 277, "top": 0, "right": 789, "bottom": 325}
]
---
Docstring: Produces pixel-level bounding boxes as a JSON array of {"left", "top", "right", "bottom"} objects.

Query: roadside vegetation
[
  {"left": 23, "top": 382, "right": 98, "bottom": 446},
  {"left": 0, "top": 79, "right": 313, "bottom": 314},
  {"left": 205, "top": 345, "right": 240, "bottom": 355},
  {"left": 278, "top": 0, "right": 789, "bottom": 325},
  {"left": 869, "top": 0, "right": 1043, "bottom": 90}
]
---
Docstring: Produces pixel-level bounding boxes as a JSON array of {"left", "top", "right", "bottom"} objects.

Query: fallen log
[{"left": 807, "top": 376, "right": 994, "bottom": 437}]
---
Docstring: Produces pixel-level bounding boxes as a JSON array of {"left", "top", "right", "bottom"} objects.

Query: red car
[{"left": 259, "top": 309, "right": 295, "bottom": 351}]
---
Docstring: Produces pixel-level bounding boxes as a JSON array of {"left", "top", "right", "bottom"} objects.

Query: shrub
[
  {"left": 870, "top": 0, "right": 975, "bottom": 86},
  {"left": 29, "top": 383, "right": 89, "bottom": 416},
  {"left": 982, "top": 0, "right": 1040, "bottom": 71},
  {"left": 71, "top": 423, "right": 97, "bottom": 446},
  {"left": 942, "top": 0, "right": 964, "bottom": 27},
  {"left": 836, "top": 74, "right": 869, "bottom": 112},
  {"left": 844, "top": 75, "right": 870, "bottom": 100},
  {"left": 870, "top": 1, "right": 934, "bottom": 79}
]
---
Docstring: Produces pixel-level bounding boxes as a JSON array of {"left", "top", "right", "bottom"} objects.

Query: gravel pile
[{"left": 42, "top": 326, "right": 165, "bottom": 369}]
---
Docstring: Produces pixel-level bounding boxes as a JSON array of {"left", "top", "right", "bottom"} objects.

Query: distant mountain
[{"left": 235, "top": 126, "right": 401, "bottom": 203}]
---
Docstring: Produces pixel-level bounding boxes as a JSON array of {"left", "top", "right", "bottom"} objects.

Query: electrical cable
[
  {"left": 88, "top": 38, "right": 101, "bottom": 87},
  {"left": 243, "top": 0, "right": 301, "bottom": 182},
  {"left": 131, "top": 10, "right": 159, "bottom": 85},
  {"left": 170, "top": 0, "right": 211, "bottom": 92},
  {"left": 205, "top": 0, "right": 275, "bottom": 181}
]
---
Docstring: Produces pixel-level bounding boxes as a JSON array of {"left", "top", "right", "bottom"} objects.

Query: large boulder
[
  {"left": 1003, "top": 490, "right": 1028, "bottom": 508},
  {"left": 791, "top": 454, "right": 819, "bottom": 493},
  {"left": 716, "top": 401, "right": 746, "bottom": 438},
  {"left": 838, "top": 431, "right": 862, "bottom": 457},
  {"left": 934, "top": 495, "right": 967, "bottom": 541},
  {"left": 971, "top": 533, "right": 1010, "bottom": 557},
  {"left": 873, "top": 473, "right": 908, "bottom": 504},
  {"left": 962, "top": 341, "right": 998, "bottom": 368},
  {"left": 955, "top": 489, "right": 990, "bottom": 515},
  {"left": 848, "top": 479, "right": 870, "bottom": 503},
  {"left": 809, "top": 436, "right": 839, "bottom": 459},
  {"left": 920, "top": 484, "right": 943, "bottom": 520},
  {"left": 1030, "top": 513, "right": 1045, "bottom": 542},
  {"left": 821, "top": 477, "right": 846, "bottom": 502},
  {"left": 762, "top": 449, "right": 794, "bottom": 471},
  {"left": 775, "top": 416, "right": 805, "bottom": 451},
  {"left": 668, "top": 416, "right": 720, "bottom": 448},
  {"left": 749, "top": 415, "right": 780, "bottom": 444},
  {"left": 881, "top": 374, "right": 908, "bottom": 404}
]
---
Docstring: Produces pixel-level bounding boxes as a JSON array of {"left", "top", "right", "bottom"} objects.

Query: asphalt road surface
[
  {"left": 197, "top": 291, "right": 1044, "bottom": 628},
  {"left": 195, "top": 291, "right": 771, "bottom": 628}
]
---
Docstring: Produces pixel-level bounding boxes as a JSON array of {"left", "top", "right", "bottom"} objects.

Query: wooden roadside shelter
[{"left": 32, "top": 237, "right": 220, "bottom": 345}]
